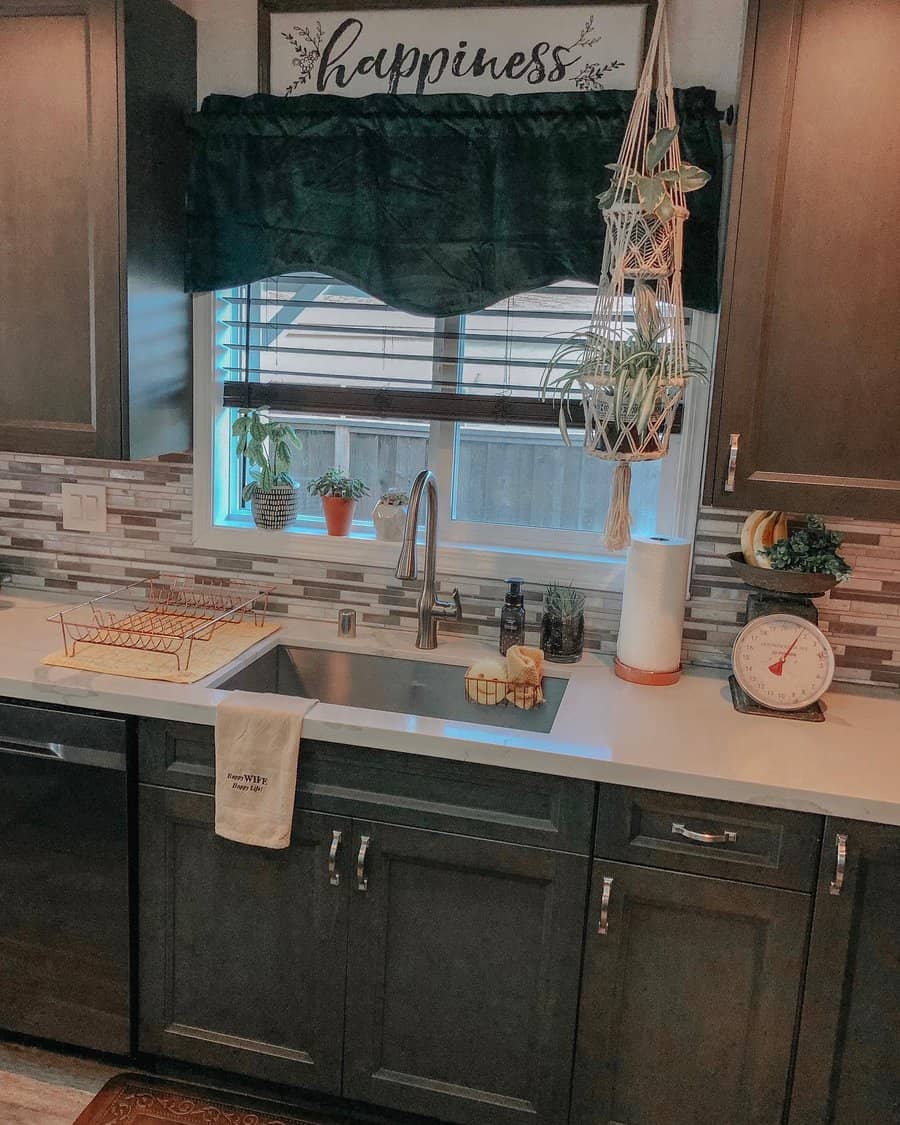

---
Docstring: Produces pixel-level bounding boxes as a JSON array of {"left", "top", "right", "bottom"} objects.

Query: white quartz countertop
[{"left": 2, "top": 589, "right": 899, "bottom": 826}]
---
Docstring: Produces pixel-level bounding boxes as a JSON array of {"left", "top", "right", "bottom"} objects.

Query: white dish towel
[{"left": 215, "top": 691, "right": 317, "bottom": 849}]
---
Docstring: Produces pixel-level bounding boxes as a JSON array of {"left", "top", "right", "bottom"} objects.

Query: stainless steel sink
[{"left": 217, "top": 645, "right": 567, "bottom": 733}]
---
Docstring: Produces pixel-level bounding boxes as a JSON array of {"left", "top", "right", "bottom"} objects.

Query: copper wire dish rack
[
  {"left": 464, "top": 675, "right": 544, "bottom": 709},
  {"left": 49, "top": 575, "right": 274, "bottom": 671}
]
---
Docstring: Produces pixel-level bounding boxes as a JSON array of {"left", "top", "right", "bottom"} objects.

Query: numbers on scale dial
[{"left": 732, "top": 614, "right": 834, "bottom": 710}]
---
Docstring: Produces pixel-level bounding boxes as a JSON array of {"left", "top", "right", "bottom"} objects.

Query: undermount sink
[{"left": 217, "top": 645, "right": 567, "bottom": 733}]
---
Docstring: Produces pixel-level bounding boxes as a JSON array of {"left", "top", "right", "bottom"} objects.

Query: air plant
[{"left": 543, "top": 582, "right": 586, "bottom": 618}]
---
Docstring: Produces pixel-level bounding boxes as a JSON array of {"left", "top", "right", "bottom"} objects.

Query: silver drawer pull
[
  {"left": 328, "top": 829, "right": 342, "bottom": 886},
  {"left": 672, "top": 822, "right": 738, "bottom": 845},
  {"left": 829, "top": 833, "right": 848, "bottom": 896},
  {"left": 597, "top": 876, "right": 613, "bottom": 935},
  {"left": 356, "top": 834, "right": 371, "bottom": 892},
  {"left": 725, "top": 433, "right": 740, "bottom": 492}
]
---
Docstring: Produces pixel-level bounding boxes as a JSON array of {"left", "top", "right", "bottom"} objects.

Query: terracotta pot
[{"left": 321, "top": 496, "right": 356, "bottom": 536}]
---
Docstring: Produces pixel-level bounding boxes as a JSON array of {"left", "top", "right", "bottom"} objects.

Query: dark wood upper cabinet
[
  {"left": 789, "top": 819, "right": 900, "bottom": 1124},
  {"left": 0, "top": 0, "right": 195, "bottom": 460},
  {"left": 705, "top": 0, "right": 900, "bottom": 520}
]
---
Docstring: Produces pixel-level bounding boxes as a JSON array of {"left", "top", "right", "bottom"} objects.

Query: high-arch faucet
[{"left": 395, "top": 470, "right": 462, "bottom": 649}]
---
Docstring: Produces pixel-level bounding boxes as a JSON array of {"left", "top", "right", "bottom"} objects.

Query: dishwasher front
[{"left": 0, "top": 697, "right": 131, "bottom": 1054}]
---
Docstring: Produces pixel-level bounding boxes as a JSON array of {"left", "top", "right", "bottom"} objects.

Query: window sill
[{"left": 194, "top": 518, "right": 627, "bottom": 592}]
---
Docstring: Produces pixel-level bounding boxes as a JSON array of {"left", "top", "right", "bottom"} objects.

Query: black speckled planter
[
  {"left": 250, "top": 486, "right": 298, "bottom": 530},
  {"left": 540, "top": 610, "right": 585, "bottom": 664}
]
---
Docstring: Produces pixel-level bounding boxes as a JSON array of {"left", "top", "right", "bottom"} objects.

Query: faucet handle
[{"left": 433, "top": 587, "right": 463, "bottom": 622}]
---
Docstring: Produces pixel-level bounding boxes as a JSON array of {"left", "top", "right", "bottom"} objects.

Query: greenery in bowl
[
  {"left": 307, "top": 468, "right": 369, "bottom": 501},
  {"left": 596, "top": 125, "right": 711, "bottom": 223},
  {"left": 540, "top": 281, "right": 708, "bottom": 444},
  {"left": 231, "top": 409, "right": 302, "bottom": 502},
  {"left": 762, "top": 516, "right": 852, "bottom": 580}
]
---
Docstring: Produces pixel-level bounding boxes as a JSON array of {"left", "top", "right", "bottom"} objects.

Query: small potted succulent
[
  {"left": 372, "top": 487, "right": 410, "bottom": 541},
  {"left": 307, "top": 468, "right": 368, "bottom": 536},
  {"left": 540, "top": 582, "right": 586, "bottom": 663},
  {"left": 231, "top": 408, "right": 302, "bottom": 530}
]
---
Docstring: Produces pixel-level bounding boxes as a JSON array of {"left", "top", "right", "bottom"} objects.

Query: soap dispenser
[{"left": 499, "top": 577, "right": 526, "bottom": 656}]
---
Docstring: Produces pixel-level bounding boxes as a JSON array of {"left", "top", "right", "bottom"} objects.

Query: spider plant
[{"left": 540, "top": 283, "right": 707, "bottom": 445}]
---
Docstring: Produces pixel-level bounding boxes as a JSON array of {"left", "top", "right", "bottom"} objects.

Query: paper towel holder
[{"left": 614, "top": 658, "right": 681, "bottom": 686}]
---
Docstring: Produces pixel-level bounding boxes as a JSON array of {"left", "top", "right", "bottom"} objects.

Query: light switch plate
[{"left": 62, "top": 482, "right": 108, "bottom": 534}]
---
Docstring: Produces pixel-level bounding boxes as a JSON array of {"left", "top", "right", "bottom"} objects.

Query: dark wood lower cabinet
[
  {"left": 789, "top": 820, "right": 900, "bottom": 1125},
  {"left": 571, "top": 861, "right": 811, "bottom": 1125},
  {"left": 343, "top": 823, "right": 588, "bottom": 1125},
  {"left": 139, "top": 786, "right": 350, "bottom": 1093}
]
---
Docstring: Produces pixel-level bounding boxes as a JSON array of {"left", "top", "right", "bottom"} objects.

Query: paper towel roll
[{"left": 616, "top": 535, "right": 691, "bottom": 679}]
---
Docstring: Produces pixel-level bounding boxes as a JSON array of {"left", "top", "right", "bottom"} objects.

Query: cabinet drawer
[
  {"left": 0, "top": 696, "right": 128, "bottom": 767},
  {"left": 138, "top": 719, "right": 595, "bottom": 854},
  {"left": 595, "top": 784, "right": 822, "bottom": 891}
]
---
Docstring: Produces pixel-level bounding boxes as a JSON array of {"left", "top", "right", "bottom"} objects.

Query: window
[{"left": 197, "top": 272, "right": 712, "bottom": 582}]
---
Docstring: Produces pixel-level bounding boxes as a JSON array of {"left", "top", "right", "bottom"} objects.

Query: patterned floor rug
[{"left": 73, "top": 1073, "right": 347, "bottom": 1125}]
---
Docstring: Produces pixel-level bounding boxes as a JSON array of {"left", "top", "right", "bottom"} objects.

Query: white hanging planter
[
  {"left": 602, "top": 202, "right": 687, "bottom": 280},
  {"left": 540, "top": 0, "right": 710, "bottom": 551}
]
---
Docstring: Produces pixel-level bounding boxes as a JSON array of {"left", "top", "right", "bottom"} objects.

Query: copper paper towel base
[{"left": 614, "top": 658, "right": 682, "bottom": 686}]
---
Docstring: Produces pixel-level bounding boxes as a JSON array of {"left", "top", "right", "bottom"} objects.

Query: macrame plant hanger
[{"left": 583, "top": 0, "right": 693, "bottom": 551}]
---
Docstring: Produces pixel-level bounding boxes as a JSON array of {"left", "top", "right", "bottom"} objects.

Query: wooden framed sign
[{"left": 259, "top": 1, "right": 654, "bottom": 96}]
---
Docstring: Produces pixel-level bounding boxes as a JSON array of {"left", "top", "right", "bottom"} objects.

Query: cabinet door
[
  {"left": 572, "top": 861, "right": 810, "bottom": 1125},
  {"left": 789, "top": 820, "right": 900, "bottom": 1124},
  {"left": 139, "top": 786, "right": 349, "bottom": 1094},
  {"left": 343, "top": 823, "right": 587, "bottom": 1125},
  {"left": 705, "top": 0, "right": 900, "bottom": 520},
  {"left": 0, "top": 0, "right": 122, "bottom": 457}
]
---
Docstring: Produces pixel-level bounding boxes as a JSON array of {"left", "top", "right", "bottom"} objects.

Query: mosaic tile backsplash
[{"left": 0, "top": 453, "right": 897, "bottom": 689}]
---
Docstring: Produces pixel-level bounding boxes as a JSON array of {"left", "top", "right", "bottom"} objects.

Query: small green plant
[
  {"left": 231, "top": 409, "right": 302, "bottom": 502},
  {"left": 307, "top": 467, "right": 369, "bottom": 501},
  {"left": 541, "top": 281, "right": 708, "bottom": 444},
  {"left": 379, "top": 488, "right": 410, "bottom": 506},
  {"left": 544, "top": 582, "right": 586, "bottom": 617},
  {"left": 762, "top": 515, "right": 852, "bottom": 580},
  {"left": 597, "top": 125, "right": 711, "bottom": 223}
]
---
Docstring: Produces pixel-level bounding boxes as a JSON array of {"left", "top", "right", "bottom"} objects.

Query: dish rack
[
  {"left": 49, "top": 575, "right": 274, "bottom": 672},
  {"left": 464, "top": 674, "right": 544, "bottom": 709}
]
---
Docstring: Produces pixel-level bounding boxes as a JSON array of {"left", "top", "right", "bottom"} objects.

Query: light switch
[{"left": 62, "top": 483, "right": 108, "bottom": 533}]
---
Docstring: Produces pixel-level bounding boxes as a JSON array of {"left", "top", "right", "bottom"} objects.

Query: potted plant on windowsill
[
  {"left": 307, "top": 468, "right": 369, "bottom": 537},
  {"left": 231, "top": 409, "right": 302, "bottom": 531}
]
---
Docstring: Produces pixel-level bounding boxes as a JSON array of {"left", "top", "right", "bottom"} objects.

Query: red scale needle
[{"left": 769, "top": 630, "right": 804, "bottom": 677}]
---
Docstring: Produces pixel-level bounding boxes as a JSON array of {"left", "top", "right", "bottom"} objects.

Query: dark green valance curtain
[{"left": 186, "top": 88, "right": 722, "bottom": 314}]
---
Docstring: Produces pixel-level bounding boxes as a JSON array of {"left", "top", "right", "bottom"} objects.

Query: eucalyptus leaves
[{"left": 597, "top": 124, "right": 711, "bottom": 223}]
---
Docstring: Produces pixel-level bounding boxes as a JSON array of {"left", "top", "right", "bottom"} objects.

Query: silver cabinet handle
[
  {"left": 672, "top": 822, "right": 738, "bottom": 845},
  {"left": 597, "top": 876, "right": 614, "bottom": 935},
  {"left": 829, "top": 833, "right": 848, "bottom": 896},
  {"left": 356, "top": 834, "right": 371, "bottom": 892},
  {"left": 328, "top": 829, "right": 342, "bottom": 886},
  {"left": 725, "top": 432, "right": 740, "bottom": 493}
]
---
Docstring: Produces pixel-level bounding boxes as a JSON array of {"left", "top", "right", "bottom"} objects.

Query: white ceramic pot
[
  {"left": 250, "top": 485, "right": 298, "bottom": 530},
  {"left": 372, "top": 493, "right": 409, "bottom": 541}
]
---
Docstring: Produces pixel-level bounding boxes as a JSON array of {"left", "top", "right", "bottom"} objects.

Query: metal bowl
[{"left": 727, "top": 552, "right": 838, "bottom": 596}]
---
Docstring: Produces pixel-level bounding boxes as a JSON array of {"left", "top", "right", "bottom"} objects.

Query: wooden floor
[{"left": 0, "top": 1040, "right": 122, "bottom": 1125}]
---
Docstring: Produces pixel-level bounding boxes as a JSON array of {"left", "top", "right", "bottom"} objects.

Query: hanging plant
[
  {"left": 597, "top": 126, "right": 710, "bottom": 223},
  {"left": 540, "top": 0, "right": 711, "bottom": 550}
]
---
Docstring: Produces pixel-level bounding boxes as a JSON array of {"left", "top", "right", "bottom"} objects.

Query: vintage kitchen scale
[{"left": 726, "top": 553, "right": 838, "bottom": 722}]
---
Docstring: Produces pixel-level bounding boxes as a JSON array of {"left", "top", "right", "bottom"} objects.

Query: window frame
[{"left": 192, "top": 291, "right": 717, "bottom": 591}]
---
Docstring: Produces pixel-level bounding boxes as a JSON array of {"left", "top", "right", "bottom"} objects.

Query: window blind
[{"left": 220, "top": 273, "right": 686, "bottom": 431}]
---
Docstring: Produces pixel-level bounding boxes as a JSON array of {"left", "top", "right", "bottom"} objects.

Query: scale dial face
[{"left": 732, "top": 613, "right": 835, "bottom": 711}]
